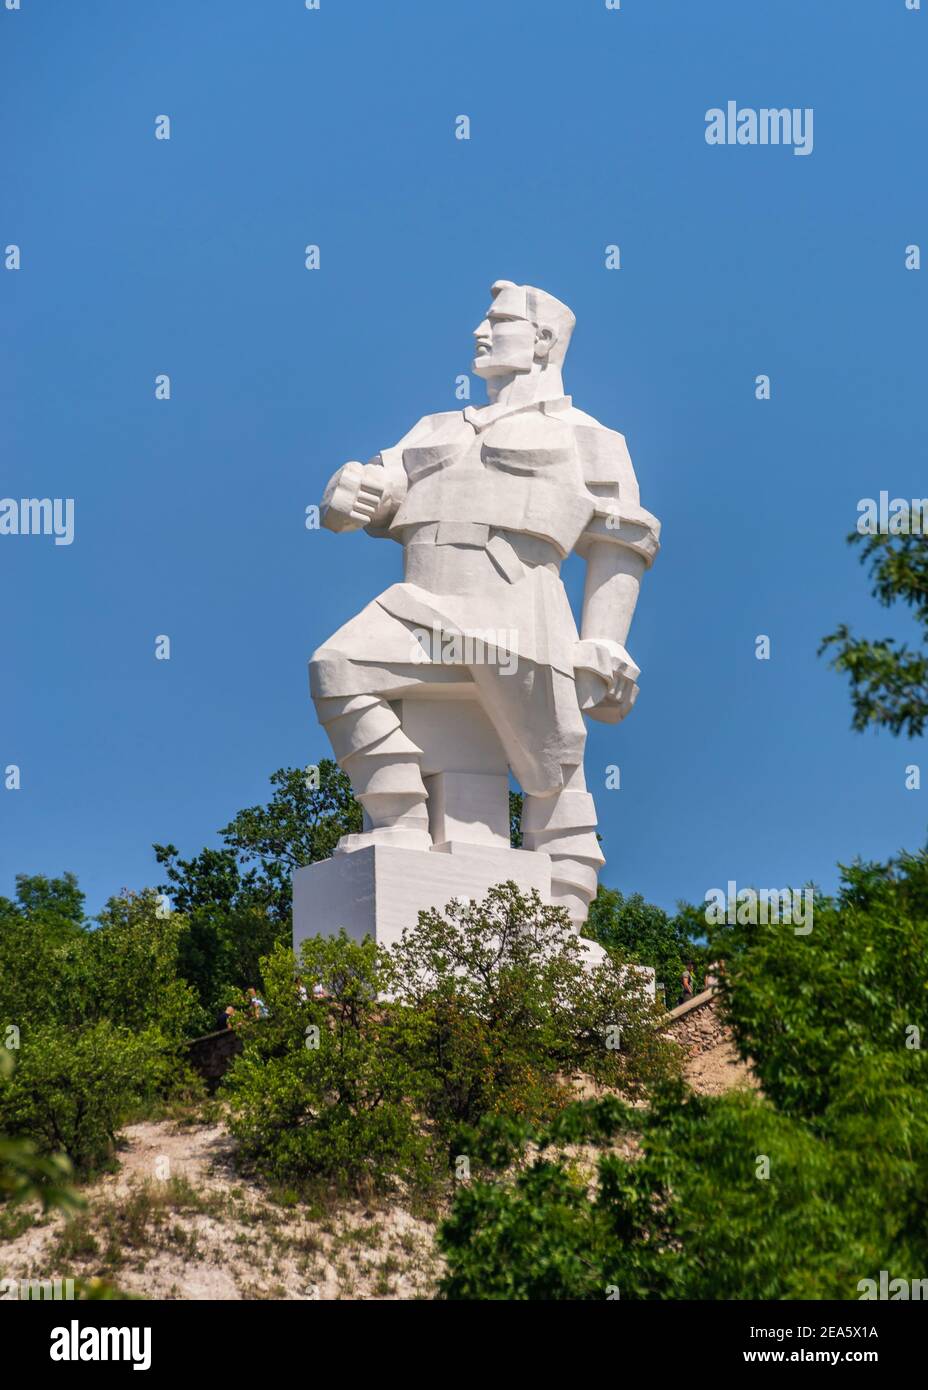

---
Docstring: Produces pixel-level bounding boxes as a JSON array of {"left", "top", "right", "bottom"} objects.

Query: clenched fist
[
  {"left": 574, "top": 638, "right": 640, "bottom": 723},
  {"left": 320, "top": 461, "right": 391, "bottom": 533}
]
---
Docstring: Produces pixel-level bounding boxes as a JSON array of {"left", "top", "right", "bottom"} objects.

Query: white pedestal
[{"left": 292, "top": 841, "right": 555, "bottom": 954}]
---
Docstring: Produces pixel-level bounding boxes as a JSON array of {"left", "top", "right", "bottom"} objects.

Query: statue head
[{"left": 472, "top": 280, "right": 576, "bottom": 380}]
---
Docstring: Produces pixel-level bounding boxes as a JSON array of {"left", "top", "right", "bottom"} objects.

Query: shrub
[
  {"left": 0, "top": 1048, "right": 78, "bottom": 1211},
  {"left": 0, "top": 888, "right": 205, "bottom": 1169},
  {"left": 438, "top": 1085, "right": 928, "bottom": 1301},
  {"left": 222, "top": 939, "right": 428, "bottom": 1195},
  {"left": 438, "top": 851, "right": 928, "bottom": 1300},
  {"left": 223, "top": 885, "right": 680, "bottom": 1196},
  {"left": 387, "top": 883, "right": 678, "bottom": 1147},
  {"left": 0, "top": 1022, "right": 167, "bottom": 1177},
  {"left": 712, "top": 850, "right": 928, "bottom": 1118},
  {"left": 80, "top": 891, "right": 205, "bottom": 1043},
  {"left": 0, "top": 886, "right": 204, "bottom": 1044}
]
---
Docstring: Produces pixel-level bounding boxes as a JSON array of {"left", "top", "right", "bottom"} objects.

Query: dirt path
[{"left": 0, "top": 1119, "right": 443, "bottom": 1301}]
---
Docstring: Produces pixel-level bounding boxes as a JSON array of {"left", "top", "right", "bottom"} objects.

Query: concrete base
[
  {"left": 288, "top": 842, "right": 662, "bottom": 988},
  {"left": 293, "top": 841, "right": 561, "bottom": 955}
]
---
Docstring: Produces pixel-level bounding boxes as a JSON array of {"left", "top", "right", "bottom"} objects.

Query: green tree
[
  {"left": 509, "top": 790, "right": 523, "bottom": 848},
  {"left": 0, "top": 886, "right": 202, "bottom": 1043},
  {"left": 7, "top": 872, "right": 87, "bottom": 940},
  {"left": 154, "top": 761, "right": 361, "bottom": 1016},
  {"left": 0, "top": 1022, "right": 166, "bottom": 1178},
  {"left": 438, "top": 849, "right": 928, "bottom": 1299},
  {"left": 0, "top": 888, "right": 203, "bottom": 1175},
  {"left": 0, "top": 1048, "right": 79, "bottom": 1211},
  {"left": 80, "top": 890, "right": 204, "bottom": 1045},
  {"left": 586, "top": 887, "right": 703, "bottom": 1009},
  {"left": 219, "top": 762, "right": 362, "bottom": 914},
  {"left": 820, "top": 528, "right": 928, "bottom": 736},
  {"left": 148, "top": 844, "right": 279, "bottom": 1026},
  {"left": 0, "top": 895, "right": 81, "bottom": 1035},
  {"left": 712, "top": 851, "right": 928, "bottom": 1118}
]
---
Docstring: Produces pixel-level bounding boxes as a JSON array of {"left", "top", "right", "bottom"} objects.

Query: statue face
[{"left": 472, "top": 306, "right": 538, "bottom": 379}]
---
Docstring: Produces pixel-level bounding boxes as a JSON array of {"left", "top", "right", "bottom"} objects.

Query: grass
[
  {"left": 50, "top": 1175, "right": 221, "bottom": 1276},
  {"left": 5, "top": 1106, "right": 446, "bottom": 1300},
  {"left": 0, "top": 1202, "right": 40, "bottom": 1244}
]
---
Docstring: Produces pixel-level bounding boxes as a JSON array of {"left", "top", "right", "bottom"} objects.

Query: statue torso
[{"left": 388, "top": 397, "right": 623, "bottom": 565}]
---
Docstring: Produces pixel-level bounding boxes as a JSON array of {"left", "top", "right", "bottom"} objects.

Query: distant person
[
  {"left": 246, "top": 987, "right": 269, "bottom": 1019},
  {"left": 295, "top": 976, "right": 309, "bottom": 1005},
  {"left": 679, "top": 963, "right": 695, "bottom": 1007}
]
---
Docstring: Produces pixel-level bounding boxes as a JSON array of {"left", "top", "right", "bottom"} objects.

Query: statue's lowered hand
[
  {"left": 574, "top": 639, "right": 640, "bottom": 724},
  {"left": 320, "top": 461, "right": 390, "bottom": 533}
]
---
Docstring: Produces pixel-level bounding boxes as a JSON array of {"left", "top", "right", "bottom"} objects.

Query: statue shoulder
[
  {"left": 565, "top": 408, "right": 659, "bottom": 563},
  {"left": 561, "top": 406, "right": 639, "bottom": 499}
]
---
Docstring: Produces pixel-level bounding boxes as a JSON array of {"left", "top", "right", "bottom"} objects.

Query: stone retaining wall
[
  {"left": 661, "top": 989, "right": 729, "bottom": 1058},
  {"left": 186, "top": 1028, "right": 243, "bottom": 1092}
]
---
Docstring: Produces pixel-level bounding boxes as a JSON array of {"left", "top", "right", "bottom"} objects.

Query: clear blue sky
[{"left": 2, "top": 0, "right": 925, "bottom": 918}]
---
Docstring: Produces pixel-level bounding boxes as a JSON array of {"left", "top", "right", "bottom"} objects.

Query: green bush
[
  {"left": 0, "top": 885, "right": 204, "bottom": 1043},
  {"left": 0, "top": 1048, "right": 79, "bottom": 1211},
  {"left": 440, "top": 1071, "right": 928, "bottom": 1301},
  {"left": 0, "top": 1022, "right": 167, "bottom": 1177},
  {"left": 222, "top": 938, "right": 429, "bottom": 1195},
  {"left": 0, "top": 888, "right": 203, "bottom": 1173},
  {"left": 222, "top": 884, "right": 678, "bottom": 1196},
  {"left": 438, "top": 851, "right": 928, "bottom": 1300},
  {"left": 438, "top": 1097, "right": 665, "bottom": 1300},
  {"left": 0, "top": 877, "right": 87, "bottom": 1035},
  {"left": 713, "top": 850, "right": 928, "bottom": 1118},
  {"left": 387, "top": 883, "right": 678, "bottom": 1147}
]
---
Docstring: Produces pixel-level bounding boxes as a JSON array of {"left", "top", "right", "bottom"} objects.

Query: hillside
[{"left": 0, "top": 999, "right": 754, "bottom": 1301}]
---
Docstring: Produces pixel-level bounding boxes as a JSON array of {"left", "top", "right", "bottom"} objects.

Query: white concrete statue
[{"left": 301, "top": 280, "right": 659, "bottom": 945}]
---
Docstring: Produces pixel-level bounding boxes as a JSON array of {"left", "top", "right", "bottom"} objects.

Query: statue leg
[
  {"left": 520, "top": 764, "right": 604, "bottom": 929},
  {"left": 468, "top": 660, "right": 604, "bottom": 927},
  {"left": 309, "top": 598, "right": 441, "bottom": 851},
  {"left": 313, "top": 692, "right": 431, "bottom": 851}
]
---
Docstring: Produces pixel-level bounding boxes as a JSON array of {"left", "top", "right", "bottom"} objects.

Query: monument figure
[{"left": 296, "top": 280, "right": 659, "bottom": 952}]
